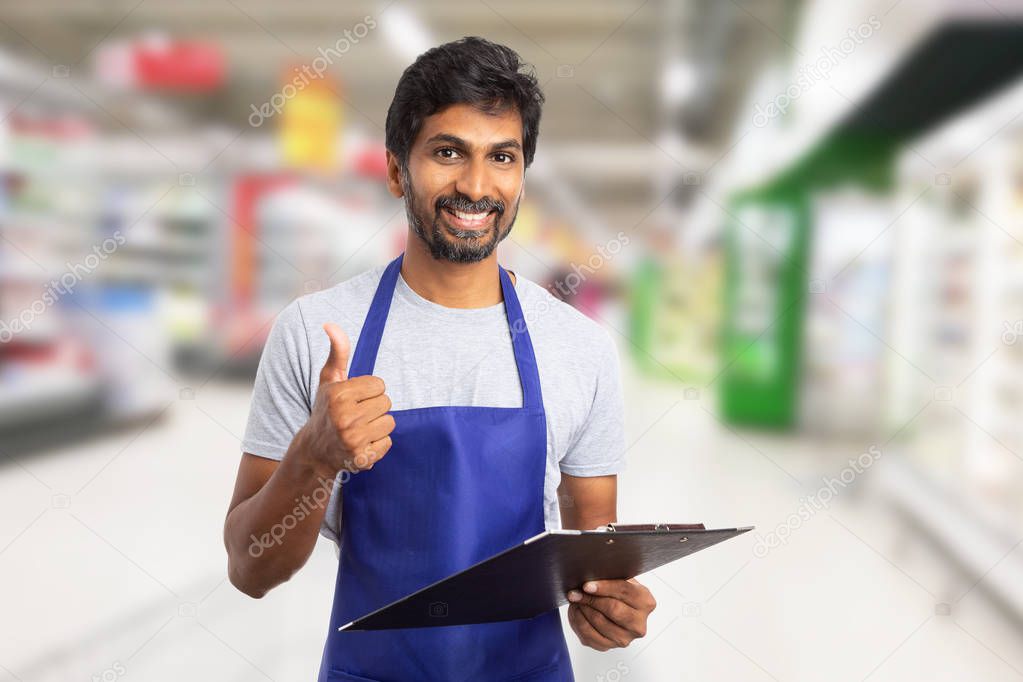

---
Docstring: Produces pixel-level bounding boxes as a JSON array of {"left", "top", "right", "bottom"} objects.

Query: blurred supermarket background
[{"left": 2, "top": 0, "right": 1023, "bottom": 680}]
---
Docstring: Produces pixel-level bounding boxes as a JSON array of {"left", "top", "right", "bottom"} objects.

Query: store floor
[{"left": 1, "top": 357, "right": 1022, "bottom": 682}]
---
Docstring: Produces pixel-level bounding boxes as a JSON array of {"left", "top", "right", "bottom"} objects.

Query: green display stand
[
  {"left": 719, "top": 184, "right": 810, "bottom": 428},
  {"left": 717, "top": 21, "right": 1023, "bottom": 428},
  {"left": 719, "top": 135, "right": 895, "bottom": 428},
  {"left": 629, "top": 250, "right": 723, "bottom": 384},
  {"left": 629, "top": 257, "right": 661, "bottom": 375}
]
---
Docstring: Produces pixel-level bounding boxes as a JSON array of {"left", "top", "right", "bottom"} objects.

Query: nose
[{"left": 454, "top": 157, "right": 490, "bottom": 204}]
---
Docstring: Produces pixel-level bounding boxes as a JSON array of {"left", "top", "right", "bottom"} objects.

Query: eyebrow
[{"left": 424, "top": 133, "right": 522, "bottom": 153}]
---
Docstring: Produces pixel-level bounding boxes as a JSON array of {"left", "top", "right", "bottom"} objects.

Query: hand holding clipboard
[{"left": 339, "top": 522, "right": 753, "bottom": 631}]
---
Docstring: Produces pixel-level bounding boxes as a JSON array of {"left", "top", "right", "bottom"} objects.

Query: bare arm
[
  {"left": 558, "top": 473, "right": 617, "bottom": 530},
  {"left": 223, "top": 436, "right": 337, "bottom": 598},
  {"left": 224, "top": 323, "right": 395, "bottom": 598},
  {"left": 559, "top": 473, "right": 657, "bottom": 651}
]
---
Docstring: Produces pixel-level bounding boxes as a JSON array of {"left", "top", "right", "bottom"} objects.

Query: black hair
[{"left": 385, "top": 36, "right": 545, "bottom": 170}]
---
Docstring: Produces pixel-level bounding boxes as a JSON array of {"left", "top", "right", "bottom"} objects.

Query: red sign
[{"left": 97, "top": 38, "right": 225, "bottom": 92}]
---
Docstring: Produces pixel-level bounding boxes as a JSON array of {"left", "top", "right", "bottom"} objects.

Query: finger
[
  {"left": 363, "top": 413, "right": 396, "bottom": 442},
  {"left": 347, "top": 394, "right": 392, "bottom": 423},
  {"left": 580, "top": 579, "right": 651, "bottom": 610},
  {"left": 566, "top": 604, "right": 593, "bottom": 646},
  {"left": 627, "top": 577, "right": 656, "bottom": 611},
  {"left": 568, "top": 591, "right": 638, "bottom": 630},
  {"left": 320, "top": 323, "right": 350, "bottom": 384},
  {"left": 332, "top": 375, "right": 386, "bottom": 402},
  {"left": 569, "top": 604, "right": 617, "bottom": 651},
  {"left": 367, "top": 436, "right": 392, "bottom": 460},
  {"left": 355, "top": 436, "right": 392, "bottom": 468},
  {"left": 567, "top": 604, "right": 614, "bottom": 652},
  {"left": 577, "top": 604, "right": 636, "bottom": 647}
]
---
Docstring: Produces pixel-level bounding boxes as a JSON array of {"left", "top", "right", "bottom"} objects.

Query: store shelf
[
  {"left": 0, "top": 373, "right": 102, "bottom": 429},
  {"left": 882, "top": 455, "right": 1023, "bottom": 623},
  {"left": 764, "top": 20, "right": 1023, "bottom": 192},
  {"left": 720, "top": 18, "right": 1023, "bottom": 430}
]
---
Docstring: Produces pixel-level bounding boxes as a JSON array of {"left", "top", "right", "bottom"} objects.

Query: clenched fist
[{"left": 298, "top": 323, "right": 395, "bottom": 477}]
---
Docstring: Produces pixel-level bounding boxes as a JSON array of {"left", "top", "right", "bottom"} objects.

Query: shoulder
[
  {"left": 287, "top": 264, "right": 385, "bottom": 331},
  {"left": 514, "top": 275, "right": 618, "bottom": 363},
  {"left": 260, "top": 265, "right": 384, "bottom": 367}
]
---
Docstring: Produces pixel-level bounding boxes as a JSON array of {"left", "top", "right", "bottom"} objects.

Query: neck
[{"left": 400, "top": 233, "right": 514, "bottom": 308}]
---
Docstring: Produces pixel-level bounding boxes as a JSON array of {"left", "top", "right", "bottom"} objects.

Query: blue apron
[{"left": 317, "top": 253, "right": 574, "bottom": 682}]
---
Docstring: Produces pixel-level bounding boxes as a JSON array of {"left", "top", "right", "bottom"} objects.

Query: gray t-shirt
[{"left": 241, "top": 262, "right": 626, "bottom": 545}]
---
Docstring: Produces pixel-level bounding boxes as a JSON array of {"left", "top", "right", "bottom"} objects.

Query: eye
[
  {"left": 435, "top": 147, "right": 461, "bottom": 160},
  {"left": 492, "top": 152, "right": 515, "bottom": 164}
]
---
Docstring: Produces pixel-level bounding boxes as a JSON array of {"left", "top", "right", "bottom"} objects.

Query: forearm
[{"left": 225, "top": 427, "right": 338, "bottom": 598}]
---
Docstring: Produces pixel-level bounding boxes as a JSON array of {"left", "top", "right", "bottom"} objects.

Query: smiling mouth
[{"left": 442, "top": 207, "right": 497, "bottom": 232}]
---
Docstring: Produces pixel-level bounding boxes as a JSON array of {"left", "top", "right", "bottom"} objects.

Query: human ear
[{"left": 385, "top": 150, "right": 404, "bottom": 198}]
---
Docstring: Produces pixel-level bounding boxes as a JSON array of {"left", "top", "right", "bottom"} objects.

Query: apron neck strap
[
  {"left": 497, "top": 262, "right": 543, "bottom": 410},
  {"left": 348, "top": 252, "right": 544, "bottom": 410},
  {"left": 347, "top": 254, "right": 403, "bottom": 381}
]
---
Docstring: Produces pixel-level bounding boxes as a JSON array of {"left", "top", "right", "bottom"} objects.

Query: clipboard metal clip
[{"left": 604, "top": 522, "right": 679, "bottom": 532}]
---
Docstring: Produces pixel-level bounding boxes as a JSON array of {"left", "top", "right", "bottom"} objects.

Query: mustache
[{"left": 435, "top": 194, "right": 504, "bottom": 216}]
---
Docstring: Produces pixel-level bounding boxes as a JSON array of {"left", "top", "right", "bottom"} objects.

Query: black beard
[{"left": 401, "top": 168, "right": 518, "bottom": 264}]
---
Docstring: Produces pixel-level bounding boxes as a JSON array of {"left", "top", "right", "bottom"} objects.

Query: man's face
[{"left": 390, "top": 102, "right": 525, "bottom": 263}]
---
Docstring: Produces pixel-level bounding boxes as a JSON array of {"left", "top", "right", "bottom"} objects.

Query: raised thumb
[{"left": 319, "top": 323, "right": 350, "bottom": 384}]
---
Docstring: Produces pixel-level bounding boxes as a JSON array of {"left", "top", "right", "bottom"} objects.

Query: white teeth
[{"left": 451, "top": 209, "right": 489, "bottom": 222}]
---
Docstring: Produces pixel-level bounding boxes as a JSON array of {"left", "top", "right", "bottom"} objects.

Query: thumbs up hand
[{"left": 300, "top": 323, "right": 395, "bottom": 477}]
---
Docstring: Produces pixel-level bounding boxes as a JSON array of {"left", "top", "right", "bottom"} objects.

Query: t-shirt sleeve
[
  {"left": 559, "top": 328, "right": 627, "bottom": 476},
  {"left": 241, "top": 299, "right": 313, "bottom": 460}
]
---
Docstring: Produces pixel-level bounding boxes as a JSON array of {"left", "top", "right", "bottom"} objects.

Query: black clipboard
[{"left": 339, "top": 523, "right": 754, "bottom": 631}]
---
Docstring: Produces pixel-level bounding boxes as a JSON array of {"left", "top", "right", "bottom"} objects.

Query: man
[{"left": 224, "top": 36, "right": 655, "bottom": 681}]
